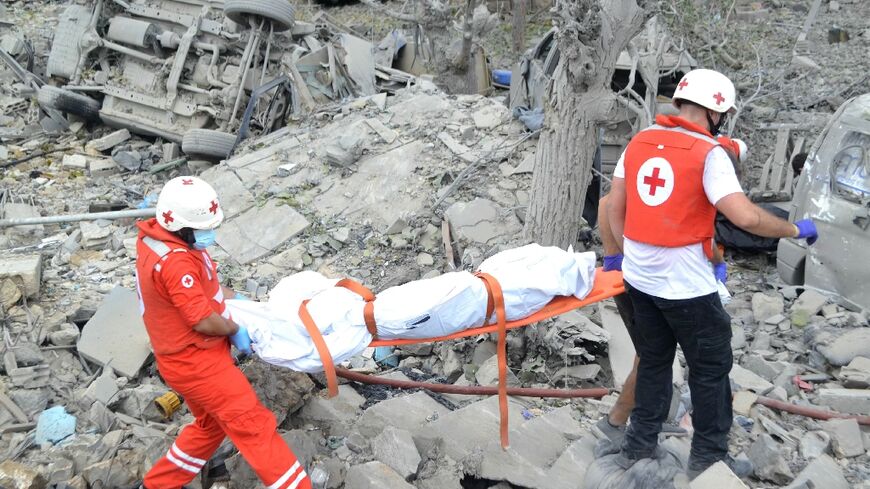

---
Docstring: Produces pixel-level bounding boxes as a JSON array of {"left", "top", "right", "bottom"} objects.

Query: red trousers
[{"left": 144, "top": 363, "right": 311, "bottom": 489}]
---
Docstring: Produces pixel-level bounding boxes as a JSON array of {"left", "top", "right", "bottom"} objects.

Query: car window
[{"left": 831, "top": 129, "right": 870, "bottom": 201}]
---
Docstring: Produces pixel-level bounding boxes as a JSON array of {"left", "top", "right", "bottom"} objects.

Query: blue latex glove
[
  {"left": 794, "top": 219, "right": 818, "bottom": 245},
  {"left": 603, "top": 253, "right": 624, "bottom": 272},
  {"left": 234, "top": 292, "right": 250, "bottom": 301},
  {"left": 714, "top": 262, "right": 727, "bottom": 283},
  {"left": 230, "top": 326, "right": 252, "bottom": 355}
]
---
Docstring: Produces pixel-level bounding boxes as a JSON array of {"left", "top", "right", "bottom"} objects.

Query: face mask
[
  {"left": 706, "top": 111, "right": 727, "bottom": 136},
  {"left": 192, "top": 229, "right": 216, "bottom": 250}
]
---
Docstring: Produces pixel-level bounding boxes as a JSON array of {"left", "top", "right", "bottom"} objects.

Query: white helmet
[
  {"left": 672, "top": 69, "right": 736, "bottom": 113},
  {"left": 155, "top": 176, "right": 224, "bottom": 232}
]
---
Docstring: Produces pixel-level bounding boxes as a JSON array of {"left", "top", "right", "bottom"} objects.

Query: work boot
[
  {"left": 592, "top": 416, "right": 626, "bottom": 444},
  {"left": 687, "top": 455, "right": 754, "bottom": 480}
]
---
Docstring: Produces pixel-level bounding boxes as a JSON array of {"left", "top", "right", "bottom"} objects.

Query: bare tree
[
  {"left": 523, "top": 0, "right": 654, "bottom": 248},
  {"left": 512, "top": 0, "right": 528, "bottom": 55}
]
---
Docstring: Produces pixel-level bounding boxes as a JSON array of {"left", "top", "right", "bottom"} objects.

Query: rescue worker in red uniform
[
  {"left": 607, "top": 69, "right": 820, "bottom": 479},
  {"left": 134, "top": 176, "right": 311, "bottom": 489}
]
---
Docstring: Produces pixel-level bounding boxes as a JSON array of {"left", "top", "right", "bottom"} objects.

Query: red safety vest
[
  {"left": 135, "top": 219, "right": 229, "bottom": 356},
  {"left": 624, "top": 114, "right": 720, "bottom": 258}
]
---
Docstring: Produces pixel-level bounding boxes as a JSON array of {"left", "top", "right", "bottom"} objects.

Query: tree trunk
[
  {"left": 523, "top": 0, "right": 652, "bottom": 248},
  {"left": 512, "top": 0, "right": 527, "bottom": 55}
]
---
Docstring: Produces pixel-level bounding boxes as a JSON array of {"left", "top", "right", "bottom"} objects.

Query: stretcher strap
[
  {"left": 336, "top": 278, "right": 379, "bottom": 337},
  {"left": 475, "top": 272, "right": 510, "bottom": 449},
  {"left": 298, "top": 299, "right": 339, "bottom": 398}
]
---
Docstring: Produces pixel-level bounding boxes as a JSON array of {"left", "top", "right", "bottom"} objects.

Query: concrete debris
[
  {"left": 819, "top": 418, "right": 865, "bottom": 458},
  {"left": 689, "top": 461, "right": 748, "bottom": 489},
  {"left": 1, "top": 1, "right": 869, "bottom": 484},
  {"left": 345, "top": 462, "right": 415, "bottom": 489},
  {"left": 799, "top": 430, "right": 832, "bottom": 459},
  {"left": 371, "top": 426, "right": 421, "bottom": 480},
  {"left": 76, "top": 286, "right": 152, "bottom": 378},
  {"left": 784, "top": 454, "right": 850, "bottom": 489},
  {"left": 748, "top": 433, "right": 794, "bottom": 482},
  {"left": 0, "top": 254, "right": 42, "bottom": 297},
  {"left": 841, "top": 356, "right": 870, "bottom": 388},
  {"left": 817, "top": 387, "right": 870, "bottom": 414},
  {"left": 0, "top": 460, "right": 47, "bottom": 489}
]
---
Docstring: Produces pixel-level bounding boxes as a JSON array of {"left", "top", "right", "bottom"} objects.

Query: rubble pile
[{"left": 0, "top": 0, "right": 868, "bottom": 489}]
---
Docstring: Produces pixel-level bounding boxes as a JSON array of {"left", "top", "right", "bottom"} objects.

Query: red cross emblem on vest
[{"left": 636, "top": 157, "right": 675, "bottom": 207}]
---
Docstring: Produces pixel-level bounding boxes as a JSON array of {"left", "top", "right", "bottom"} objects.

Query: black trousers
[{"left": 620, "top": 280, "right": 733, "bottom": 470}]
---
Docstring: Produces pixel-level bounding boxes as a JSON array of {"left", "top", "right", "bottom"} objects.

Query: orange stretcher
[{"left": 298, "top": 268, "right": 625, "bottom": 448}]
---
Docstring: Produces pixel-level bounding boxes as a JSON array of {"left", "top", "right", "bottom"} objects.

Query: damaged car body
[
  {"left": 41, "top": 0, "right": 297, "bottom": 157},
  {"left": 778, "top": 93, "right": 870, "bottom": 311}
]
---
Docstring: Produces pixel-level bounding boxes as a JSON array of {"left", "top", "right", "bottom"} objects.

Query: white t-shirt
[{"left": 613, "top": 145, "right": 743, "bottom": 300}]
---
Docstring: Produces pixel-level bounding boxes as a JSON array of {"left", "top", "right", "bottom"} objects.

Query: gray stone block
[
  {"left": 817, "top": 388, "right": 870, "bottom": 415},
  {"left": 0, "top": 254, "right": 42, "bottom": 297},
  {"left": 76, "top": 286, "right": 152, "bottom": 378},
  {"left": 784, "top": 454, "right": 849, "bottom": 489},
  {"left": 371, "top": 427, "right": 421, "bottom": 480},
  {"left": 345, "top": 462, "right": 414, "bottom": 489},
  {"left": 216, "top": 200, "right": 309, "bottom": 264},
  {"left": 357, "top": 392, "right": 448, "bottom": 438}
]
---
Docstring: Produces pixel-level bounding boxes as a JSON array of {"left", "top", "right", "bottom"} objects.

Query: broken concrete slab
[
  {"left": 819, "top": 418, "right": 864, "bottom": 458},
  {"left": 413, "top": 396, "right": 530, "bottom": 466},
  {"left": 0, "top": 254, "right": 42, "bottom": 297},
  {"left": 81, "top": 458, "right": 137, "bottom": 488},
  {"left": 372, "top": 426, "right": 421, "bottom": 480},
  {"left": 86, "top": 129, "right": 130, "bottom": 152},
  {"left": 297, "top": 385, "right": 365, "bottom": 436},
  {"left": 784, "top": 454, "right": 850, "bottom": 489},
  {"left": 472, "top": 103, "right": 511, "bottom": 129},
  {"left": 818, "top": 328, "right": 870, "bottom": 366},
  {"left": 791, "top": 289, "right": 828, "bottom": 325},
  {"left": 387, "top": 93, "right": 451, "bottom": 126},
  {"left": 80, "top": 368, "right": 118, "bottom": 408},
  {"left": 2, "top": 203, "right": 44, "bottom": 237},
  {"left": 729, "top": 364, "right": 773, "bottom": 393},
  {"left": 842, "top": 356, "right": 870, "bottom": 388},
  {"left": 689, "top": 461, "right": 748, "bottom": 489},
  {"left": 748, "top": 433, "right": 794, "bottom": 483},
  {"left": 364, "top": 118, "right": 398, "bottom": 144},
  {"left": 799, "top": 430, "right": 831, "bottom": 459},
  {"left": 817, "top": 388, "right": 870, "bottom": 415},
  {"left": 76, "top": 286, "right": 152, "bottom": 378},
  {"left": 741, "top": 354, "right": 787, "bottom": 382},
  {"left": 475, "top": 354, "right": 520, "bottom": 387},
  {"left": 313, "top": 140, "right": 426, "bottom": 233},
  {"left": 216, "top": 201, "right": 310, "bottom": 264},
  {"left": 199, "top": 166, "right": 257, "bottom": 219},
  {"left": 732, "top": 391, "right": 757, "bottom": 417},
  {"left": 357, "top": 391, "right": 449, "bottom": 438},
  {"left": 751, "top": 292, "right": 784, "bottom": 322},
  {"left": 0, "top": 460, "right": 47, "bottom": 489},
  {"left": 445, "top": 198, "right": 522, "bottom": 245},
  {"left": 345, "top": 461, "right": 414, "bottom": 489},
  {"left": 62, "top": 153, "right": 88, "bottom": 169}
]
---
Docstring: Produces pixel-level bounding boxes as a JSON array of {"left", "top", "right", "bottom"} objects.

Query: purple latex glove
[
  {"left": 794, "top": 219, "right": 818, "bottom": 245},
  {"left": 714, "top": 262, "right": 727, "bottom": 283},
  {"left": 603, "top": 253, "right": 624, "bottom": 272}
]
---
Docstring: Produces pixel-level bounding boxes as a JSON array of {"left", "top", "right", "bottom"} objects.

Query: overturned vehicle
[
  {"left": 40, "top": 0, "right": 298, "bottom": 158},
  {"left": 778, "top": 93, "right": 870, "bottom": 310}
]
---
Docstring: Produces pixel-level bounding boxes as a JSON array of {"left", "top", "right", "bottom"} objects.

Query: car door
[{"left": 798, "top": 95, "right": 870, "bottom": 310}]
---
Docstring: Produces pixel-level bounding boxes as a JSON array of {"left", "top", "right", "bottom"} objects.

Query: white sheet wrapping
[{"left": 225, "top": 245, "right": 598, "bottom": 372}]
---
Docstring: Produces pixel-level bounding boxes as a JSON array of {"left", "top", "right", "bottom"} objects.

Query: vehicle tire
[
  {"left": 224, "top": 0, "right": 295, "bottom": 32},
  {"left": 182, "top": 129, "right": 237, "bottom": 160},
  {"left": 37, "top": 85, "right": 102, "bottom": 121}
]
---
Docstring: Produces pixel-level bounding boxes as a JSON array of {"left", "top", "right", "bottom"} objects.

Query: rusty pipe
[
  {"left": 756, "top": 396, "right": 870, "bottom": 426},
  {"left": 334, "top": 367, "right": 610, "bottom": 399}
]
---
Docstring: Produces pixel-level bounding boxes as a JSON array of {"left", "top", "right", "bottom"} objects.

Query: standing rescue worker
[
  {"left": 607, "top": 69, "right": 819, "bottom": 479},
  {"left": 135, "top": 176, "right": 311, "bottom": 489}
]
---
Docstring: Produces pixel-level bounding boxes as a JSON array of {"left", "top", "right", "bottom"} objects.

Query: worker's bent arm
[
  {"left": 607, "top": 178, "right": 628, "bottom": 252},
  {"left": 598, "top": 194, "right": 622, "bottom": 256},
  {"left": 193, "top": 312, "right": 239, "bottom": 336},
  {"left": 715, "top": 192, "right": 798, "bottom": 238}
]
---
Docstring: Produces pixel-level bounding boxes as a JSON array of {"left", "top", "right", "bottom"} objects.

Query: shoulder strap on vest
[{"left": 141, "top": 236, "right": 187, "bottom": 272}]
